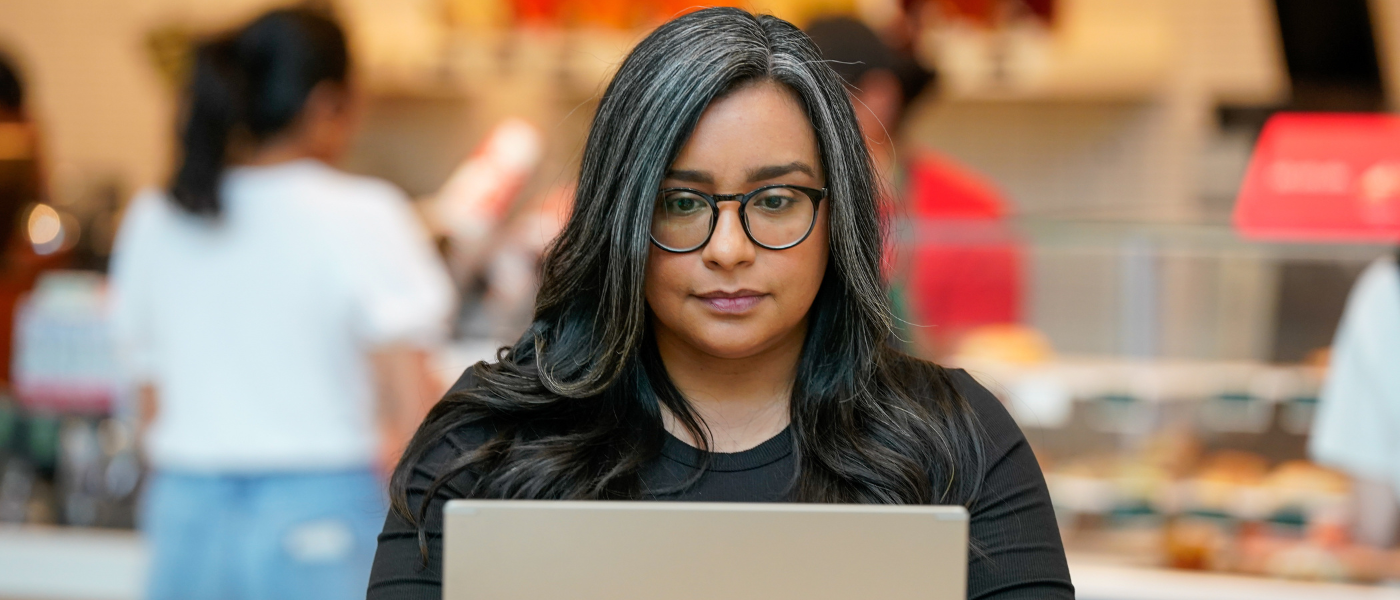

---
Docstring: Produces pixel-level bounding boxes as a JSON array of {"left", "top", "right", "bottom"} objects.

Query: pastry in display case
[{"left": 967, "top": 341, "right": 1400, "bottom": 585}]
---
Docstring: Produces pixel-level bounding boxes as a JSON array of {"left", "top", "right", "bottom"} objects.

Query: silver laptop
[{"left": 443, "top": 500, "right": 968, "bottom": 600}]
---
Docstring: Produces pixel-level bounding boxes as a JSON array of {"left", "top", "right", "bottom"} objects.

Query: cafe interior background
[{"left": 2, "top": 0, "right": 1400, "bottom": 598}]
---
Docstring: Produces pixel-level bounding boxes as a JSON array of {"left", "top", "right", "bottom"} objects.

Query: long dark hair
[
  {"left": 169, "top": 7, "right": 347, "bottom": 217},
  {"left": 392, "top": 6, "right": 985, "bottom": 530}
]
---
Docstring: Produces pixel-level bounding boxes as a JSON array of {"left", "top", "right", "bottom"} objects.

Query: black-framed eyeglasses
[{"left": 650, "top": 184, "right": 827, "bottom": 253}]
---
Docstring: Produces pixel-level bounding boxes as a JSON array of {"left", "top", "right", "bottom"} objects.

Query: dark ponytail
[{"left": 170, "top": 8, "right": 348, "bottom": 217}]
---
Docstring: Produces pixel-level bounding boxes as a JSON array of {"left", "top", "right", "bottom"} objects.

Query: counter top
[
  {"left": 1, "top": 526, "right": 1397, "bottom": 600},
  {"left": 0, "top": 525, "right": 145, "bottom": 600},
  {"left": 1069, "top": 552, "right": 1400, "bottom": 600}
]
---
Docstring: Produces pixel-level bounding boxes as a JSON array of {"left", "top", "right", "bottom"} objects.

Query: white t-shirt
[
  {"left": 1311, "top": 255, "right": 1400, "bottom": 494},
  {"left": 109, "top": 159, "right": 456, "bottom": 472}
]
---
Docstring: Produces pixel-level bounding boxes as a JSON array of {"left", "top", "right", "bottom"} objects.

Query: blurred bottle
[
  {"left": 54, "top": 416, "right": 139, "bottom": 527},
  {"left": 428, "top": 118, "right": 544, "bottom": 284},
  {"left": 0, "top": 402, "right": 61, "bottom": 524}
]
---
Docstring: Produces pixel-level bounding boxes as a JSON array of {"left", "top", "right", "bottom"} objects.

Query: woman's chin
[{"left": 685, "top": 330, "right": 784, "bottom": 360}]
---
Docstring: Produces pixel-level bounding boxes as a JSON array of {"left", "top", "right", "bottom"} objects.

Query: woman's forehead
[{"left": 667, "top": 81, "right": 822, "bottom": 183}]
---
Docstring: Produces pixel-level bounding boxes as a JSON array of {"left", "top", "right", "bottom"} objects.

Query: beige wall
[
  {"left": 0, "top": 0, "right": 291, "bottom": 194},
  {"left": 1371, "top": 0, "right": 1400, "bottom": 112}
]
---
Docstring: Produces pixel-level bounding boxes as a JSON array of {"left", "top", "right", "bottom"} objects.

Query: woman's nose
[{"left": 701, "top": 204, "right": 756, "bottom": 270}]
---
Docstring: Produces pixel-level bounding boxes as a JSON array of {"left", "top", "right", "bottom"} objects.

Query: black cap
[{"left": 805, "top": 16, "right": 933, "bottom": 104}]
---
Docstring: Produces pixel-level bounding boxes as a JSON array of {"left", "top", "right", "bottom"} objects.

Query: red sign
[{"left": 1234, "top": 113, "right": 1400, "bottom": 242}]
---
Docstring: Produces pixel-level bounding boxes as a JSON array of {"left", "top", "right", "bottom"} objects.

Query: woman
[
  {"left": 109, "top": 8, "right": 454, "bottom": 600},
  {"left": 369, "top": 8, "right": 1071, "bottom": 599}
]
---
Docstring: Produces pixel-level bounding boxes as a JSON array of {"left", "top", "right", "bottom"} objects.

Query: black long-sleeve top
[{"left": 368, "top": 368, "right": 1075, "bottom": 599}]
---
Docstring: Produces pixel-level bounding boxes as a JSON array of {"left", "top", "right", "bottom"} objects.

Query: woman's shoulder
[
  {"left": 944, "top": 368, "right": 1018, "bottom": 434},
  {"left": 118, "top": 188, "right": 192, "bottom": 235},
  {"left": 947, "top": 368, "right": 1028, "bottom": 458},
  {"left": 301, "top": 167, "right": 414, "bottom": 225},
  {"left": 404, "top": 366, "right": 505, "bottom": 486},
  {"left": 892, "top": 355, "right": 1026, "bottom": 452},
  {"left": 249, "top": 161, "right": 414, "bottom": 237},
  {"left": 321, "top": 167, "right": 408, "bottom": 210},
  {"left": 410, "top": 422, "right": 493, "bottom": 487}
]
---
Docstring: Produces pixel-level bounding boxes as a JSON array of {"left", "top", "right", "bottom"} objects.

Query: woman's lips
[{"left": 695, "top": 291, "right": 767, "bottom": 314}]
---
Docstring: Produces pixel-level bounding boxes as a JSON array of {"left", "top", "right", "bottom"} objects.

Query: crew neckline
[
  {"left": 224, "top": 157, "right": 327, "bottom": 180},
  {"left": 659, "top": 426, "right": 793, "bottom": 472}
]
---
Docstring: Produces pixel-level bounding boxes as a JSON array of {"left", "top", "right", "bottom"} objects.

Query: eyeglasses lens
[
  {"left": 744, "top": 186, "right": 814, "bottom": 248},
  {"left": 652, "top": 190, "right": 714, "bottom": 251}
]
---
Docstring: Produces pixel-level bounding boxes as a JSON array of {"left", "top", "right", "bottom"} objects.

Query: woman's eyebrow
[
  {"left": 664, "top": 169, "right": 713, "bottom": 184},
  {"left": 746, "top": 162, "right": 816, "bottom": 182},
  {"left": 664, "top": 162, "right": 817, "bottom": 184}
]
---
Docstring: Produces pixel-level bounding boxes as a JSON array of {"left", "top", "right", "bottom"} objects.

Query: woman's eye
[
  {"left": 755, "top": 194, "right": 793, "bottom": 211},
  {"left": 666, "top": 195, "right": 703, "bottom": 213}
]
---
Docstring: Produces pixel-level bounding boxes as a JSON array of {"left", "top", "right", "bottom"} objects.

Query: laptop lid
[{"left": 443, "top": 500, "right": 968, "bottom": 600}]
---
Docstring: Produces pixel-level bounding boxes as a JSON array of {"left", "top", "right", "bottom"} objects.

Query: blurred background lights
[{"left": 27, "top": 203, "right": 65, "bottom": 255}]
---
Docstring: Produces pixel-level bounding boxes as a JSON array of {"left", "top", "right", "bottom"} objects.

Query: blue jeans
[{"left": 141, "top": 469, "right": 386, "bottom": 600}]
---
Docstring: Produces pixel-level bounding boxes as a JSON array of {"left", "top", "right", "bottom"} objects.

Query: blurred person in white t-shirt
[
  {"left": 1312, "top": 254, "right": 1400, "bottom": 549},
  {"left": 108, "top": 8, "right": 454, "bottom": 600}
]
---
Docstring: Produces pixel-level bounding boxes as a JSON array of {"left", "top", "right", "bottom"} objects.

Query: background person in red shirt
[{"left": 806, "top": 17, "right": 1023, "bottom": 359}]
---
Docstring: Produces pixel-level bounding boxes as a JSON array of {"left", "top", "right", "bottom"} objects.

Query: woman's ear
[
  {"left": 301, "top": 81, "right": 355, "bottom": 127},
  {"left": 301, "top": 81, "right": 358, "bottom": 162}
]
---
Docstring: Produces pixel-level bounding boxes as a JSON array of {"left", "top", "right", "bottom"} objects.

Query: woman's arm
[
  {"left": 366, "top": 429, "right": 476, "bottom": 599},
  {"left": 135, "top": 383, "right": 158, "bottom": 445},
  {"left": 368, "top": 370, "right": 487, "bottom": 598},
  {"left": 950, "top": 369, "right": 1075, "bottom": 600},
  {"left": 370, "top": 346, "right": 445, "bottom": 475}
]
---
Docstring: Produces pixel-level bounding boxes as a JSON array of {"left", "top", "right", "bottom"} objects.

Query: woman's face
[{"left": 645, "top": 80, "right": 829, "bottom": 360}]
